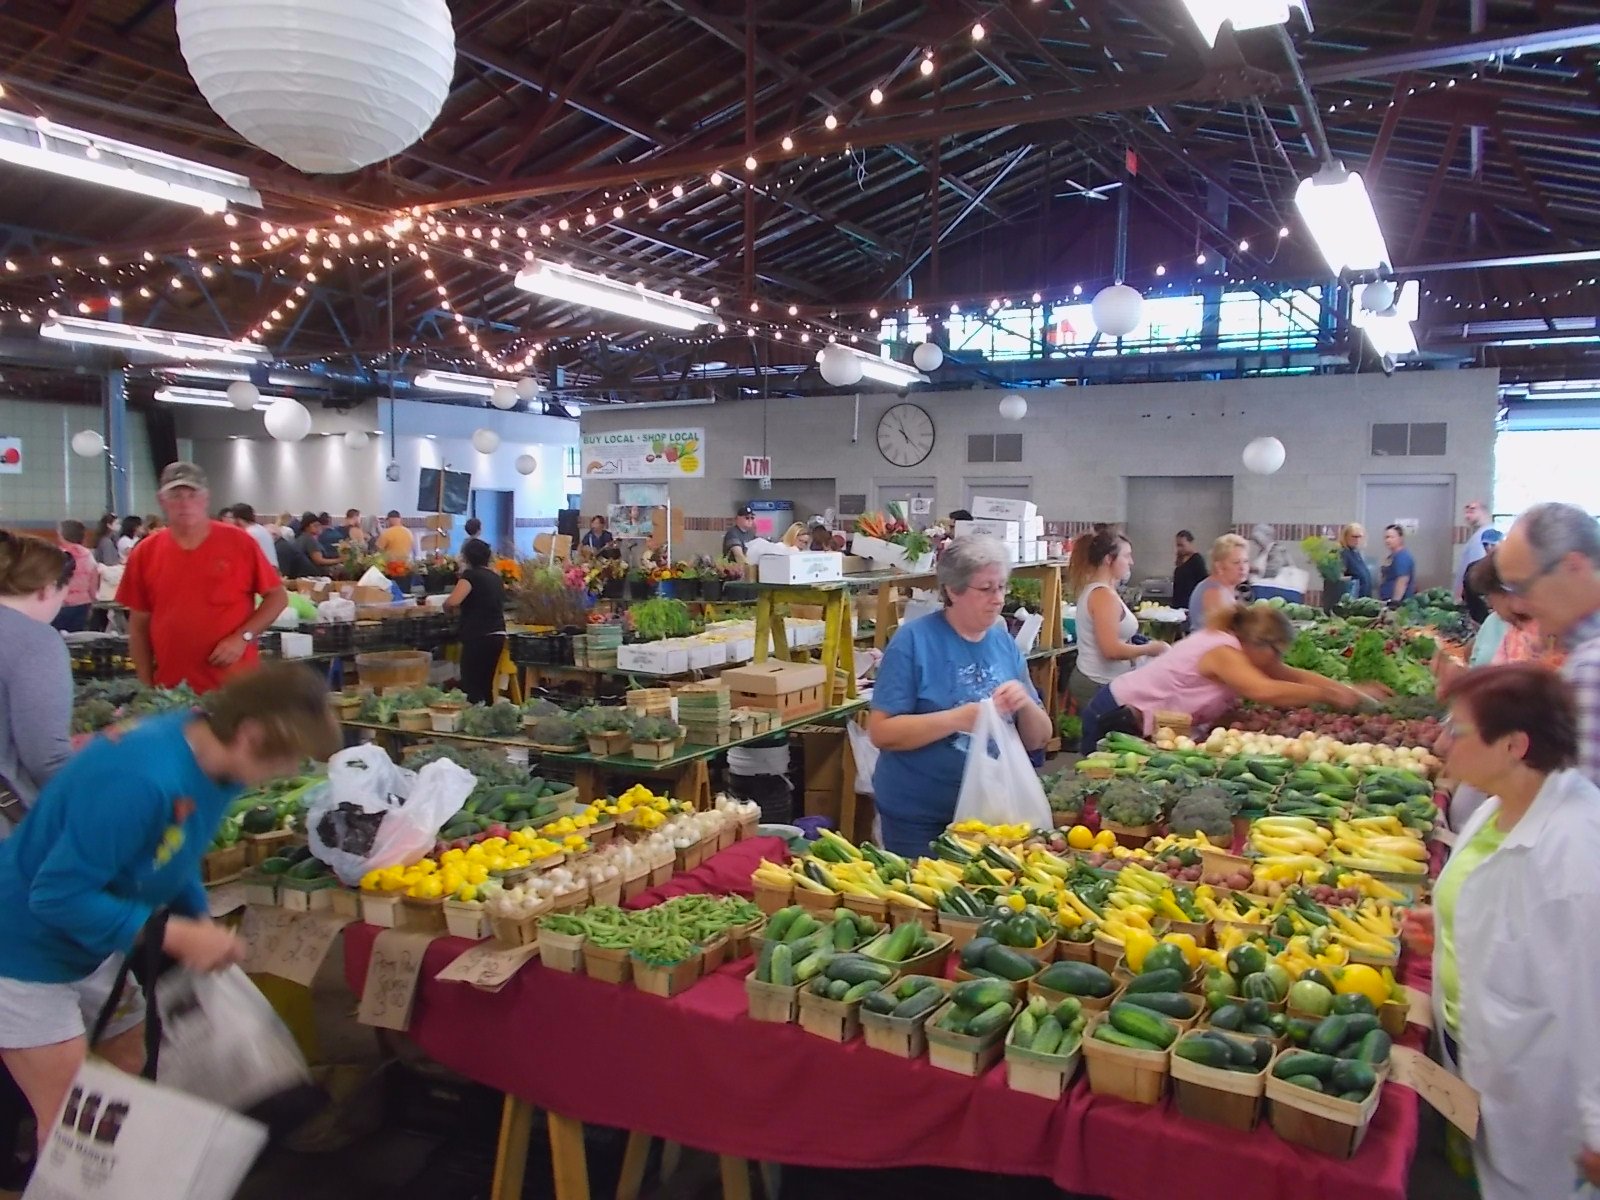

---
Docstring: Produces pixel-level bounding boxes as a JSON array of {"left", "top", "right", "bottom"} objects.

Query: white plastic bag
[
  {"left": 305, "top": 745, "right": 477, "bottom": 884},
  {"left": 153, "top": 967, "right": 309, "bottom": 1113},
  {"left": 846, "top": 720, "right": 878, "bottom": 796},
  {"left": 953, "top": 698, "right": 1051, "bottom": 828},
  {"left": 1012, "top": 607, "right": 1045, "bottom": 654},
  {"left": 315, "top": 596, "right": 356, "bottom": 624}
]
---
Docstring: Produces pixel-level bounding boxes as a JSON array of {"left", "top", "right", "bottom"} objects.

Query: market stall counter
[{"left": 340, "top": 837, "right": 1423, "bottom": 1200}]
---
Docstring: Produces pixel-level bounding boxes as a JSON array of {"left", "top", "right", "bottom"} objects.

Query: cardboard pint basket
[
  {"left": 1005, "top": 1020, "right": 1083, "bottom": 1101},
  {"left": 859, "top": 978, "right": 953, "bottom": 1059},
  {"left": 1169, "top": 1033, "right": 1270, "bottom": 1132},
  {"left": 1081, "top": 1012, "right": 1171, "bottom": 1105}
]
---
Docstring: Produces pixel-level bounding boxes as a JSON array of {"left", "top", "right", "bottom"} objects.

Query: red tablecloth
[{"left": 342, "top": 837, "right": 1421, "bottom": 1200}]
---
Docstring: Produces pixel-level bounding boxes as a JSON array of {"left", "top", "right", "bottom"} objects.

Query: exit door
[{"left": 1359, "top": 475, "right": 1456, "bottom": 593}]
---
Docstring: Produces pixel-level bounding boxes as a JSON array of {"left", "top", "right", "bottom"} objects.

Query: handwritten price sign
[
  {"left": 356, "top": 929, "right": 437, "bottom": 1031},
  {"left": 1390, "top": 1046, "right": 1480, "bottom": 1136},
  {"left": 240, "top": 908, "right": 352, "bottom": 987},
  {"left": 435, "top": 941, "right": 541, "bottom": 992}
]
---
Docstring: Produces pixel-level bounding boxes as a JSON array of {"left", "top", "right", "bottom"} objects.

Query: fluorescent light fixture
[
  {"left": 514, "top": 260, "right": 714, "bottom": 331},
  {"left": 1295, "top": 163, "right": 1391, "bottom": 276},
  {"left": 412, "top": 369, "right": 501, "bottom": 397},
  {"left": 596, "top": 398, "right": 717, "bottom": 411},
  {"left": 1351, "top": 280, "right": 1418, "bottom": 358},
  {"left": 1179, "top": 0, "right": 1310, "bottom": 46},
  {"left": 162, "top": 366, "right": 313, "bottom": 389},
  {"left": 41, "top": 316, "right": 269, "bottom": 364},
  {"left": 814, "top": 346, "right": 929, "bottom": 387},
  {"left": 154, "top": 386, "right": 270, "bottom": 410},
  {"left": 0, "top": 109, "right": 259, "bottom": 213}
]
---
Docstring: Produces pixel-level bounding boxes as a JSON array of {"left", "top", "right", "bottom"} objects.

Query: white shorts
[{"left": 0, "top": 956, "right": 145, "bottom": 1050}]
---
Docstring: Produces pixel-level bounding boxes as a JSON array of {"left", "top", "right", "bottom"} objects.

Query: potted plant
[
  {"left": 629, "top": 714, "right": 683, "bottom": 760},
  {"left": 574, "top": 705, "right": 634, "bottom": 756},
  {"left": 1096, "top": 779, "right": 1164, "bottom": 848},
  {"left": 667, "top": 561, "right": 699, "bottom": 601},
  {"left": 512, "top": 562, "right": 589, "bottom": 630},
  {"left": 698, "top": 561, "right": 724, "bottom": 601},
  {"left": 625, "top": 564, "right": 654, "bottom": 600},
  {"left": 629, "top": 598, "right": 694, "bottom": 643},
  {"left": 528, "top": 710, "right": 583, "bottom": 751}
]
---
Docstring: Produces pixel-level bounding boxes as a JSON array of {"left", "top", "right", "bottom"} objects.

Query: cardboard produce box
[
  {"left": 953, "top": 518, "right": 1020, "bottom": 541},
  {"left": 757, "top": 551, "right": 844, "bottom": 584},
  {"left": 971, "top": 495, "right": 1038, "bottom": 522},
  {"left": 720, "top": 661, "right": 828, "bottom": 721}
]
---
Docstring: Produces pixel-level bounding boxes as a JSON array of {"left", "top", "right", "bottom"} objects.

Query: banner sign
[{"left": 582, "top": 429, "right": 703, "bottom": 478}]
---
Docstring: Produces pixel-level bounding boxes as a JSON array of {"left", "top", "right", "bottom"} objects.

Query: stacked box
[
  {"left": 575, "top": 623, "right": 622, "bottom": 669},
  {"left": 721, "top": 662, "right": 827, "bottom": 722},
  {"left": 626, "top": 687, "right": 674, "bottom": 717},
  {"left": 677, "top": 681, "right": 732, "bottom": 745}
]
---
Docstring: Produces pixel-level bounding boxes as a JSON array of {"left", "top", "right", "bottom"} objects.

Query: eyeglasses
[
  {"left": 963, "top": 582, "right": 1005, "bottom": 597},
  {"left": 1440, "top": 715, "right": 1477, "bottom": 740},
  {"left": 1496, "top": 556, "right": 1561, "bottom": 597}
]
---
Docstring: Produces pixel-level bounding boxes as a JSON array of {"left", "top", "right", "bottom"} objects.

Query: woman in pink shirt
[
  {"left": 1078, "top": 605, "right": 1372, "bottom": 752},
  {"left": 52, "top": 520, "right": 100, "bottom": 634}
]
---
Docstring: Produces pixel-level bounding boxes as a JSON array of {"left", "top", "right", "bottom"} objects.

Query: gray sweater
[{"left": 0, "top": 604, "right": 73, "bottom": 833}]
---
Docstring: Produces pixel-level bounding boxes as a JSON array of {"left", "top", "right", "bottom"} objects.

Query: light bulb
[
  {"left": 788, "top": 304, "right": 798, "bottom": 316},
  {"left": 744, "top": 154, "right": 757, "bottom": 170},
  {"left": 1279, "top": 226, "right": 1290, "bottom": 238},
  {"left": 711, "top": 172, "right": 724, "bottom": 186},
  {"left": 920, "top": 57, "right": 934, "bottom": 76},
  {"left": 1155, "top": 264, "right": 1166, "bottom": 276},
  {"left": 781, "top": 135, "right": 794, "bottom": 151},
  {"left": 972, "top": 22, "right": 985, "bottom": 39},
  {"left": 612, "top": 205, "right": 623, "bottom": 218},
  {"left": 673, "top": 184, "right": 684, "bottom": 198},
  {"left": 1196, "top": 252, "right": 1207, "bottom": 265},
  {"left": 824, "top": 113, "right": 838, "bottom": 130},
  {"left": 869, "top": 88, "right": 884, "bottom": 105},
  {"left": 1239, "top": 239, "right": 1250, "bottom": 252}
]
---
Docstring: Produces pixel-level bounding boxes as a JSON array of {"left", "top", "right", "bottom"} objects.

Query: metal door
[{"left": 1359, "top": 475, "right": 1456, "bottom": 593}]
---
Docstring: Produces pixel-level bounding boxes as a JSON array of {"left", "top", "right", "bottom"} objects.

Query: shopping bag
[
  {"left": 1011, "top": 607, "right": 1045, "bottom": 655},
  {"left": 953, "top": 698, "right": 1051, "bottom": 828},
  {"left": 24, "top": 1058, "right": 266, "bottom": 1200},
  {"left": 305, "top": 745, "right": 476, "bottom": 885},
  {"left": 152, "top": 967, "right": 309, "bottom": 1114},
  {"left": 845, "top": 720, "right": 878, "bottom": 796}
]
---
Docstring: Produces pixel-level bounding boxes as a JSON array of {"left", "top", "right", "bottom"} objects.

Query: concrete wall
[
  {"left": 185, "top": 399, "right": 579, "bottom": 557},
  {"left": 0, "top": 398, "right": 161, "bottom": 526},
  {"left": 579, "top": 370, "right": 1501, "bottom": 561}
]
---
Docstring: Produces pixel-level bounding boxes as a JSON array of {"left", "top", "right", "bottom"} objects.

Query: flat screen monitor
[{"left": 418, "top": 468, "right": 471, "bottom": 514}]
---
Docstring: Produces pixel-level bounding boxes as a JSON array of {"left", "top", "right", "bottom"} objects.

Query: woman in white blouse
[{"left": 1066, "top": 530, "right": 1165, "bottom": 711}]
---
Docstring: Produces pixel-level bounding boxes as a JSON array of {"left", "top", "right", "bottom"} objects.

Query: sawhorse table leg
[
  {"left": 491, "top": 1094, "right": 536, "bottom": 1200},
  {"left": 573, "top": 764, "right": 601, "bottom": 804},
  {"left": 548, "top": 1111, "right": 591, "bottom": 1200},
  {"left": 674, "top": 758, "right": 713, "bottom": 809}
]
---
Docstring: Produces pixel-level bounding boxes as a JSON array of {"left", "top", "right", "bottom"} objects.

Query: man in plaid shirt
[{"left": 1498, "top": 502, "right": 1600, "bottom": 783}]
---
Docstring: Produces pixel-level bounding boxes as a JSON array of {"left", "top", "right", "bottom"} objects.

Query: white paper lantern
[
  {"left": 912, "top": 341, "right": 944, "bottom": 372},
  {"left": 343, "top": 430, "right": 370, "bottom": 450},
  {"left": 515, "top": 376, "right": 541, "bottom": 401},
  {"left": 225, "top": 380, "right": 260, "bottom": 411},
  {"left": 264, "top": 397, "right": 311, "bottom": 442},
  {"left": 1360, "top": 280, "right": 1398, "bottom": 314},
  {"left": 1242, "top": 436, "right": 1287, "bottom": 475},
  {"left": 1091, "top": 284, "right": 1144, "bottom": 337},
  {"left": 70, "top": 429, "right": 105, "bottom": 458},
  {"left": 471, "top": 428, "right": 500, "bottom": 455},
  {"left": 817, "top": 343, "right": 863, "bottom": 387},
  {"left": 998, "top": 393, "right": 1027, "bottom": 421},
  {"left": 515, "top": 453, "right": 537, "bottom": 476},
  {"left": 175, "top": 0, "right": 456, "bottom": 175},
  {"left": 489, "top": 383, "right": 519, "bottom": 411}
]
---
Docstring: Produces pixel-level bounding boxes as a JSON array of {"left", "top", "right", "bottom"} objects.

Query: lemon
[{"left": 1066, "top": 825, "right": 1095, "bottom": 851}]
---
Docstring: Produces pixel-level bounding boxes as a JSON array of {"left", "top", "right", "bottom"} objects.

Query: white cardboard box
[
  {"left": 1003, "top": 540, "right": 1047, "bottom": 566},
  {"left": 1022, "top": 515, "right": 1046, "bottom": 539},
  {"left": 617, "top": 643, "right": 690, "bottom": 675},
  {"left": 725, "top": 636, "right": 756, "bottom": 663},
  {"left": 687, "top": 641, "right": 727, "bottom": 670},
  {"left": 758, "top": 551, "right": 844, "bottom": 584},
  {"left": 954, "top": 518, "right": 1020, "bottom": 541},
  {"left": 972, "top": 495, "right": 1039, "bottom": 522},
  {"left": 278, "top": 631, "right": 314, "bottom": 659}
]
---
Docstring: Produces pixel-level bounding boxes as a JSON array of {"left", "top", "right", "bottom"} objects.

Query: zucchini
[
  {"left": 981, "top": 943, "right": 1038, "bottom": 982},
  {"left": 959, "top": 936, "right": 999, "bottom": 971},
  {"left": 1093, "top": 1024, "right": 1163, "bottom": 1052},
  {"left": 891, "top": 987, "right": 945, "bottom": 1021},
  {"left": 766, "top": 907, "right": 800, "bottom": 942},
  {"left": 823, "top": 954, "right": 894, "bottom": 987},
  {"left": 1272, "top": 1050, "right": 1340, "bottom": 1081},
  {"left": 783, "top": 913, "right": 820, "bottom": 944},
  {"left": 1108, "top": 1002, "right": 1178, "bottom": 1049},
  {"left": 965, "top": 1000, "right": 1014, "bottom": 1038},
  {"left": 897, "top": 976, "right": 939, "bottom": 1000},
  {"left": 950, "top": 978, "right": 1012, "bottom": 1011},
  {"left": 1036, "top": 961, "right": 1114, "bottom": 998},
  {"left": 1123, "top": 968, "right": 1187, "bottom": 995},
  {"left": 1117, "top": 991, "right": 1197, "bottom": 1019}
]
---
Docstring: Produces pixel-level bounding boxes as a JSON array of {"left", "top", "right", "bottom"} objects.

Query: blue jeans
[
  {"left": 878, "top": 809, "right": 952, "bottom": 859},
  {"left": 52, "top": 604, "right": 89, "bottom": 633},
  {"left": 1079, "top": 684, "right": 1139, "bottom": 754}
]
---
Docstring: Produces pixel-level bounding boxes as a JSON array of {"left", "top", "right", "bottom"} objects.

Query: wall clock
[{"left": 876, "top": 402, "right": 935, "bottom": 467}]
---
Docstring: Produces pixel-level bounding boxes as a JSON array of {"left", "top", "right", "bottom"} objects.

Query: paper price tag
[
  {"left": 1390, "top": 1045, "right": 1479, "bottom": 1137},
  {"left": 1405, "top": 985, "right": 1434, "bottom": 1030},
  {"left": 356, "top": 929, "right": 436, "bottom": 1031},
  {"left": 240, "top": 907, "right": 352, "bottom": 987},
  {"left": 434, "top": 941, "right": 541, "bottom": 992},
  {"left": 207, "top": 882, "right": 248, "bottom": 918}
]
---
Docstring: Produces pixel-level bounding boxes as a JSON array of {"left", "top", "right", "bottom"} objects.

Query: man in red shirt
[{"left": 118, "top": 462, "right": 288, "bottom": 692}]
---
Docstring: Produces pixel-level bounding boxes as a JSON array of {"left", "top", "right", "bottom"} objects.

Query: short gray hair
[
  {"left": 1519, "top": 502, "right": 1600, "bottom": 569},
  {"left": 937, "top": 534, "right": 1010, "bottom": 598}
]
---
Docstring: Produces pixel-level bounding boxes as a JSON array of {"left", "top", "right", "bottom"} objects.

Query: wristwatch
[{"left": 240, "top": 631, "right": 256, "bottom": 643}]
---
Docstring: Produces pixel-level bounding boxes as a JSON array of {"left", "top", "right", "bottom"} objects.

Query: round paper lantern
[
  {"left": 912, "top": 341, "right": 944, "bottom": 372},
  {"left": 174, "top": 0, "right": 456, "bottom": 175},
  {"left": 471, "top": 428, "right": 500, "bottom": 455},
  {"left": 817, "top": 344, "right": 863, "bottom": 387},
  {"left": 490, "top": 383, "right": 519, "bottom": 411},
  {"left": 225, "top": 380, "right": 260, "bottom": 411},
  {"left": 1242, "top": 436, "right": 1287, "bottom": 475},
  {"left": 70, "top": 429, "right": 105, "bottom": 458},
  {"left": 1360, "top": 280, "right": 1398, "bottom": 314},
  {"left": 515, "top": 453, "right": 537, "bottom": 476},
  {"left": 998, "top": 393, "right": 1027, "bottom": 421},
  {"left": 1091, "top": 284, "right": 1144, "bottom": 337},
  {"left": 263, "top": 397, "right": 311, "bottom": 442},
  {"left": 515, "top": 376, "right": 541, "bottom": 402},
  {"left": 343, "top": 430, "right": 370, "bottom": 450}
]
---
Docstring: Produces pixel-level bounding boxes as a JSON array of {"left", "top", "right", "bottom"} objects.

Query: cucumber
[
  {"left": 872, "top": 921, "right": 921, "bottom": 963},
  {"left": 1053, "top": 996, "right": 1083, "bottom": 1027},
  {"left": 891, "top": 987, "right": 945, "bottom": 1021},
  {"left": 1123, "top": 967, "right": 1187, "bottom": 995},
  {"left": 1030, "top": 1015, "right": 1065, "bottom": 1055},
  {"left": 897, "top": 976, "right": 939, "bottom": 1000},
  {"left": 1173, "top": 1034, "right": 1232, "bottom": 1069},
  {"left": 783, "top": 912, "right": 820, "bottom": 944},
  {"left": 1330, "top": 1060, "right": 1377, "bottom": 1095},
  {"left": 981, "top": 943, "right": 1038, "bottom": 982},
  {"left": 1108, "top": 1002, "right": 1178, "bottom": 1049},
  {"left": 793, "top": 947, "right": 832, "bottom": 983},
  {"left": 841, "top": 980, "right": 878, "bottom": 1003},
  {"left": 810, "top": 977, "right": 832, "bottom": 997},
  {"left": 257, "top": 857, "right": 293, "bottom": 875},
  {"left": 937, "top": 1006, "right": 970, "bottom": 1034},
  {"left": 862, "top": 989, "right": 898, "bottom": 1015},
  {"left": 1284, "top": 1074, "right": 1326, "bottom": 1093},
  {"left": 832, "top": 910, "right": 859, "bottom": 952},
  {"left": 1241, "top": 1022, "right": 1280, "bottom": 1037},
  {"left": 1355, "top": 1029, "right": 1393, "bottom": 1065},
  {"left": 766, "top": 907, "right": 800, "bottom": 942},
  {"left": 769, "top": 943, "right": 794, "bottom": 986},
  {"left": 1272, "top": 1050, "right": 1340, "bottom": 1081},
  {"left": 1014, "top": 1010, "right": 1039, "bottom": 1047},
  {"left": 1285, "top": 1017, "right": 1320, "bottom": 1046},
  {"left": 1331, "top": 992, "right": 1377, "bottom": 1016},
  {"left": 826, "top": 978, "right": 851, "bottom": 1000},
  {"left": 1308, "top": 1015, "right": 1351, "bottom": 1056},
  {"left": 1337, "top": 1090, "right": 1369, "bottom": 1103},
  {"left": 1340, "top": 1014, "right": 1381, "bottom": 1042},
  {"left": 1093, "top": 1024, "right": 1163, "bottom": 1052},
  {"left": 1224, "top": 1036, "right": 1262, "bottom": 1070},
  {"left": 1208, "top": 1004, "right": 1245, "bottom": 1031},
  {"left": 1036, "top": 961, "right": 1114, "bottom": 998},
  {"left": 965, "top": 1000, "right": 1014, "bottom": 1038},
  {"left": 823, "top": 954, "right": 893, "bottom": 987},
  {"left": 959, "top": 936, "right": 999, "bottom": 971},
  {"left": 1117, "top": 991, "right": 1197, "bottom": 1019},
  {"left": 950, "top": 978, "right": 1012, "bottom": 1011}
]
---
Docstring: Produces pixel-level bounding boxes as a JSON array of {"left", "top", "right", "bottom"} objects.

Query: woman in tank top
[
  {"left": 1066, "top": 531, "right": 1166, "bottom": 711},
  {"left": 1185, "top": 533, "right": 1251, "bottom": 633},
  {"left": 1078, "top": 604, "right": 1375, "bottom": 753}
]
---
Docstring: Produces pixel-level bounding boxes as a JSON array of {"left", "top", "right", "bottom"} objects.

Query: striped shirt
[{"left": 1561, "top": 610, "right": 1600, "bottom": 787}]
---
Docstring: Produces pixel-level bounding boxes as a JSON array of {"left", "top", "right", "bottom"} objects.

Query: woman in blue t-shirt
[
  {"left": 0, "top": 663, "right": 339, "bottom": 1151},
  {"left": 1379, "top": 524, "right": 1417, "bottom": 603},
  {"left": 868, "top": 535, "right": 1054, "bottom": 857}
]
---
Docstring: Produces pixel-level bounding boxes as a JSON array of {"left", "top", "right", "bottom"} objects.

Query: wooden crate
[
  {"left": 1004, "top": 1021, "right": 1082, "bottom": 1100},
  {"left": 745, "top": 973, "right": 801, "bottom": 1023}
]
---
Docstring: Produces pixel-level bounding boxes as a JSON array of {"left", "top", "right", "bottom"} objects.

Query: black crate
[{"left": 310, "top": 621, "right": 355, "bottom": 654}]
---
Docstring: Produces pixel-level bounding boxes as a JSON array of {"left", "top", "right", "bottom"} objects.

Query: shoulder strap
[{"left": 88, "top": 910, "right": 168, "bottom": 1080}]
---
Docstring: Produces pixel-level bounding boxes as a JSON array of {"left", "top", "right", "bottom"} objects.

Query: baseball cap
[
  {"left": 736, "top": 504, "right": 754, "bottom": 517},
  {"left": 157, "top": 461, "right": 208, "bottom": 494}
]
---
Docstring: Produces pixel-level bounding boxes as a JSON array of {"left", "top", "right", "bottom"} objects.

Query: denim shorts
[{"left": 0, "top": 956, "right": 144, "bottom": 1050}]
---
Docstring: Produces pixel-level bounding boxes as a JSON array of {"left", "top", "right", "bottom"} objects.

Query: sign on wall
[
  {"left": 0, "top": 437, "right": 21, "bottom": 474},
  {"left": 582, "top": 429, "right": 703, "bottom": 478},
  {"left": 741, "top": 455, "right": 771, "bottom": 479}
]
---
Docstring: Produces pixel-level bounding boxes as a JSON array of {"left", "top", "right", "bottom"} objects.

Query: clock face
[{"left": 876, "top": 402, "right": 935, "bottom": 467}]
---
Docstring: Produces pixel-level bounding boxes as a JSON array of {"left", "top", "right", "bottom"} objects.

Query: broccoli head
[{"left": 1169, "top": 784, "right": 1238, "bottom": 841}]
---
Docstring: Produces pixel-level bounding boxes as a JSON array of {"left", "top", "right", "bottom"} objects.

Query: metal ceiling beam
[
  {"left": 456, "top": 37, "right": 664, "bottom": 146},
  {"left": 1301, "top": 21, "right": 1600, "bottom": 83}
]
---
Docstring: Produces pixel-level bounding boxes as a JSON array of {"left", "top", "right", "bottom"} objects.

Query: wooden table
[
  {"left": 751, "top": 582, "right": 858, "bottom": 705},
  {"left": 542, "top": 699, "right": 867, "bottom": 812}
]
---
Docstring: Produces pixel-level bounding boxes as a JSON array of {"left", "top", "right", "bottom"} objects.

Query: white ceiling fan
[{"left": 1056, "top": 179, "right": 1124, "bottom": 201}]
